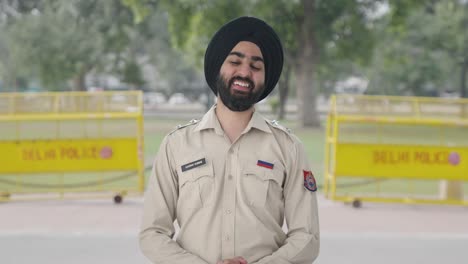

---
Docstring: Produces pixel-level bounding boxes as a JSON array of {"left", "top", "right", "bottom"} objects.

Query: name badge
[{"left": 181, "top": 158, "right": 206, "bottom": 172}]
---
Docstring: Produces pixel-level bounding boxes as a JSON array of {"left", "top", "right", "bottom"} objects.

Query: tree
[
  {"left": 366, "top": 0, "right": 467, "bottom": 97},
  {"left": 0, "top": 0, "right": 43, "bottom": 91},
  {"left": 136, "top": 6, "right": 206, "bottom": 98},
  {"left": 4, "top": 0, "right": 151, "bottom": 91}
]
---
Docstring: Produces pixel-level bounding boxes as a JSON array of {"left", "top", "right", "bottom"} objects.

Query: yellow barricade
[
  {"left": 324, "top": 94, "right": 468, "bottom": 207},
  {"left": 0, "top": 91, "right": 144, "bottom": 203}
]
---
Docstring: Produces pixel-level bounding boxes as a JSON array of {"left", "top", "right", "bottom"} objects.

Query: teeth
[{"left": 234, "top": 81, "right": 249, "bottom": 87}]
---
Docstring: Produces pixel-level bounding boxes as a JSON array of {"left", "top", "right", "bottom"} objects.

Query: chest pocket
[
  {"left": 241, "top": 163, "right": 284, "bottom": 208},
  {"left": 177, "top": 155, "right": 215, "bottom": 209}
]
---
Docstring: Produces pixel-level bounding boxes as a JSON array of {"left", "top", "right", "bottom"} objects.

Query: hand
[{"left": 216, "top": 256, "right": 248, "bottom": 264}]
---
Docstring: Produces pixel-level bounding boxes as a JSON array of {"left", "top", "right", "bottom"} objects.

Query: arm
[
  {"left": 139, "top": 136, "right": 209, "bottom": 264},
  {"left": 253, "top": 140, "right": 320, "bottom": 264}
]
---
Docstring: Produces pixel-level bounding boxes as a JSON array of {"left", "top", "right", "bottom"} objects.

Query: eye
[
  {"left": 230, "top": 61, "right": 241, "bottom": 65},
  {"left": 250, "top": 64, "right": 261, "bottom": 71}
]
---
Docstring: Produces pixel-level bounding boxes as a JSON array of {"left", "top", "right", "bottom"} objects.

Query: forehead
[{"left": 230, "top": 41, "right": 263, "bottom": 58}]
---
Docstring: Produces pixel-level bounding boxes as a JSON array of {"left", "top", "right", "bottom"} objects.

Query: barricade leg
[{"left": 439, "top": 180, "right": 464, "bottom": 200}]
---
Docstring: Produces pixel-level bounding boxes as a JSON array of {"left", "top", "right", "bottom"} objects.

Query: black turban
[{"left": 204, "top": 16, "right": 284, "bottom": 102}]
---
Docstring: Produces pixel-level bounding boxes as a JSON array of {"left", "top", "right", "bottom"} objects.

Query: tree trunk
[
  {"left": 461, "top": 58, "right": 466, "bottom": 98},
  {"left": 73, "top": 68, "right": 87, "bottom": 91},
  {"left": 461, "top": 14, "right": 467, "bottom": 100},
  {"left": 462, "top": 2, "right": 468, "bottom": 98},
  {"left": 13, "top": 78, "right": 20, "bottom": 92},
  {"left": 296, "top": 0, "right": 320, "bottom": 127},
  {"left": 278, "top": 65, "right": 291, "bottom": 120}
]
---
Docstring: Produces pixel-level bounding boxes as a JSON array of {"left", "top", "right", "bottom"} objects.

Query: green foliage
[
  {"left": 4, "top": 0, "right": 466, "bottom": 99},
  {"left": 163, "top": 0, "right": 247, "bottom": 68},
  {"left": 7, "top": 2, "right": 97, "bottom": 89},
  {"left": 268, "top": 96, "right": 280, "bottom": 115},
  {"left": 367, "top": 0, "right": 467, "bottom": 96},
  {"left": 3, "top": 0, "right": 150, "bottom": 90},
  {"left": 162, "top": 0, "right": 382, "bottom": 74},
  {"left": 140, "top": 8, "right": 205, "bottom": 95},
  {"left": 121, "top": 0, "right": 155, "bottom": 24},
  {"left": 122, "top": 60, "right": 145, "bottom": 88}
]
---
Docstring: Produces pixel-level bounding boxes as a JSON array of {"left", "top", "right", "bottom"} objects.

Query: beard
[{"left": 216, "top": 74, "right": 264, "bottom": 112}]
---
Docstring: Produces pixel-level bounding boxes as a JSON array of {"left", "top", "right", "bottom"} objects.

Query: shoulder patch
[
  {"left": 303, "top": 170, "right": 317, "bottom": 192},
  {"left": 169, "top": 119, "right": 199, "bottom": 134},
  {"left": 268, "top": 119, "right": 292, "bottom": 134}
]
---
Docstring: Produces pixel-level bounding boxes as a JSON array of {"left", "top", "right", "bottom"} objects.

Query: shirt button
[
  {"left": 228, "top": 175, "right": 233, "bottom": 180},
  {"left": 226, "top": 209, "right": 231, "bottom": 214},
  {"left": 225, "top": 235, "right": 230, "bottom": 241},
  {"left": 228, "top": 149, "right": 234, "bottom": 154}
]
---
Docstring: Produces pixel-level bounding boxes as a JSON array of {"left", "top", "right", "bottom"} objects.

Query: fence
[
  {"left": 324, "top": 94, "right": 468, "bottom": 207},
  {"left": 0, "top": 91, "right": 144, "bottom": 203}
]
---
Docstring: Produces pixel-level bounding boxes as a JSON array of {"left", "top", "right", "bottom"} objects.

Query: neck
[{"left": 215, "top": 97, "right": 254, "bottom": 143}]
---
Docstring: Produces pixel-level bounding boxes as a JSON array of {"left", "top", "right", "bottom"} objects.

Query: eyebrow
[{"left": 228, "top": 51, "right": 264, "bottom": 63}]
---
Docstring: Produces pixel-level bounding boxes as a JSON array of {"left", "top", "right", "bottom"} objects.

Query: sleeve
[
  {"left": 253, "top": 138, "right": 320, "bottom": 264},
  {"left": 139, "top": 135, "right": 209, "bottom": 264}
]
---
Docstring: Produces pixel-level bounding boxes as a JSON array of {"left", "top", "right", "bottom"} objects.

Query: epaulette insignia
[
  {"left": 170, "top": 119, "right": 199, "bottom": 134},
  {"left": 269, "top": 119, "right": 291, "bottom": 133}
]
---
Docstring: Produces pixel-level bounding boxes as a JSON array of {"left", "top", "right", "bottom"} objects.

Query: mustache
[{"left": 228, "top": 76, "right": 255, "bottom": 90}]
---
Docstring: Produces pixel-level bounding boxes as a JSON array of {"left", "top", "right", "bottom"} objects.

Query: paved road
[
  {"left": 1, "top": 232, "right": 467, "bottom": 264},
  {"left": 1, "top": 196, "right": 468, "bottom": 264},
  {"left": 319, "top": 233, "right": 468, "bottom": 264},
  {"left": 0, "top": 233, "right": 149, "bottom": 264}
]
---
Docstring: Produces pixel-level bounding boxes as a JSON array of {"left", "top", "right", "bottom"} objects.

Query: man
[{"left": 140, "top": 16, "right": 319, "bottom": 264}]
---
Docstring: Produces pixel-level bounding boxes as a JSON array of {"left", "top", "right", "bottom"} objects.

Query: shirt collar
[
  {"left": 194, "top": 105, "right": 224, "bottom": 135},
  {"left": 194, "top": 104, "right": 272, "bottom": 134},
  {"left": 245, "top": 109, "right": 272, "bottom": 134}
]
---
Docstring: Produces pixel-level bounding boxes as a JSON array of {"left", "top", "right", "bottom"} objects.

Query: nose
[{"left": 237, "top": 63, "right": 252, "bottom": 78}]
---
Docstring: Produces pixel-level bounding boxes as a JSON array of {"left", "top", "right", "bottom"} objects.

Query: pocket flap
[
  {"left": 243, "top": 165, "right": 265, "bottom": 176},
  {"left": 243, "top": 163, "right": 283, "bottom": 185},
  {"left": 265, "top": 167, "right": 284, "bottom": 186},
  {"left": 191, "top": 163, "right": 214, "bottom": 180}
]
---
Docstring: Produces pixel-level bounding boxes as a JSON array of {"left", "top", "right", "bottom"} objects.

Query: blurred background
[
  {"left": 1, "top": 0, "right": 468, "bottom": 264},
  {"left": 1, "top": 0, "right": 467, "bottom": 124}
]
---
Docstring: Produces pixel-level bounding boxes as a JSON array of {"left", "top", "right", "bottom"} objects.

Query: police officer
[{"left": 140, "top": 16, "right": 319, "bottom": 264}]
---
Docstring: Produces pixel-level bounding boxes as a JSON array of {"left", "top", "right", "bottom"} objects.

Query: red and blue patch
[
  {"left": 303, "top": 170, "right": 317, "bottom": 192},
  {"left": 257, "top": 160, "right": 274, "bottom": 169}
]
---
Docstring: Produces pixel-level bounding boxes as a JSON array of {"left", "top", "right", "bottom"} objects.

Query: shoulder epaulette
[
  {"left": 268, "top": 119, "right": 292, "bottom": 134},
  {"left": 169, "top": 119, "right": 199, "bottom": 134}
]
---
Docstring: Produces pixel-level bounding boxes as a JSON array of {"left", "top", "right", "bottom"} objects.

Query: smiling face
[{"left": 216, "top": 41, "right": 266, "bottom": 112}]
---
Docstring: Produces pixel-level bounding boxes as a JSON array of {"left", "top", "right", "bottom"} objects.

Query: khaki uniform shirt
[{"left": 140, "top": 106, "right": 319, "bottom": 264}]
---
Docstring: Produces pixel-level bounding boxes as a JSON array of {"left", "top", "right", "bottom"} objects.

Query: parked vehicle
[{"left": 168, "top": 93, "right": 190, "bottom": 104}]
